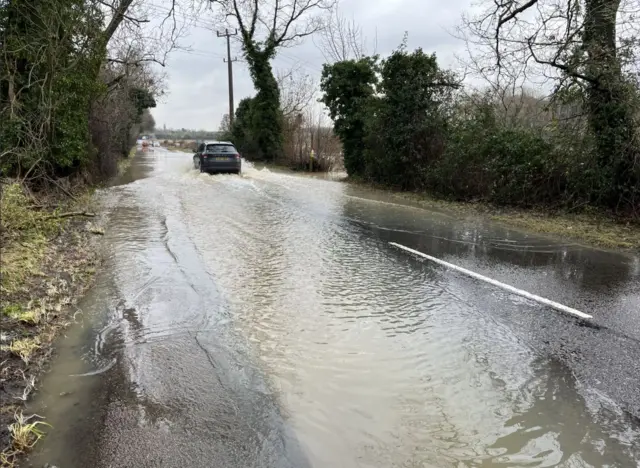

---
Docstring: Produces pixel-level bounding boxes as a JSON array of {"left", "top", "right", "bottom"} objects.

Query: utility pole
[{"left": 217, "top": 29, "right": 238, "bottom": 127}]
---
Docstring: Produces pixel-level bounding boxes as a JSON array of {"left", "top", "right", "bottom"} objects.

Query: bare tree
[
  {"left": 207, "top": 0, "right": 335, "bottom": 160},
  {"left": 277, "top": 70, "right": 342, "bottom": 171},
  {"left": 461, "top": 0, "right": 640, "bottom": 207},
  {"left": 306, "top": 107, "right": 341, "bottom": 170},
  {"left": 210, "top": 0, "right": 335, "bottom": 53},
  {"left": 90, "top": 50, "right": 165, "bottom": 177},
  {"left": 218, "top": 113, "right": 231, "bottom": 133},
  {"left": 276, "top": 65, "right": 320, "bottom": 167},
  {"left": 100, "top": 0, "right": 197, "bottom": 68},
  {"left": 277, "top": 65, "right": 317, "bottom": 118},
  {"left": 461, "top": 0, "right": 640, "bottom": 103},
  {"left": 316, "top": 8, "right": 367, "bottom": 62}
]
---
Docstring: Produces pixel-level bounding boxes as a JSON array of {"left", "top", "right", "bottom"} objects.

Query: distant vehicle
[
  {"left": 137, "top": 135, "right": 151, "bottom": 147},
  {"left": 193, "top": 141, "right": 241, "bottom": 174}
]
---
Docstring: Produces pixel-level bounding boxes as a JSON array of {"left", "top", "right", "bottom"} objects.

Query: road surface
[{"left": 29, "top": 148, "right": 640, "bottom": 467}]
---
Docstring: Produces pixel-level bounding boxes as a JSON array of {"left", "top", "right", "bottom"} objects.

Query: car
[{"left": 193, "top": 141, "right": 241, "bottom": 174}]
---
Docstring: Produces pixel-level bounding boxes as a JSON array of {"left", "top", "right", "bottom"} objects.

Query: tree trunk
[{"left": 583, "top": 0, "right": 639, "bottom": 208}]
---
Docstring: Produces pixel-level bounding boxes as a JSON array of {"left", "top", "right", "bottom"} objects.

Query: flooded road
[{"left": 30, "top": 148, "right": 640, "bottom": 467}]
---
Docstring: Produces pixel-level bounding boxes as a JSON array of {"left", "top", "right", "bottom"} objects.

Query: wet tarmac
[{"left": 28, "top": 148, "right": 640, "bottom": 467}]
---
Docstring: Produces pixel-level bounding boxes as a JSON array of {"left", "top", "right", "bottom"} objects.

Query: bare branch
[
  {"left": 103, "top": 0, "right": 136, "bottom": 44},
  {"left": 526, "top": 35, "right": 597, "bottom": 84},
  {"left": 316, "top": 8, "right": 366, "bottom": 62},
  {"left": 107, "top": 57, "right": 168, "bottom": 67},
  {"left": 211, "top": 0, "right": 335, "bottom": 53},
  {"left": 96, "top": 0, "right": 150, "bottom": 26},
  {"left": 277, "top": 65, "right": 317, "bottom": 117},
  {"left": 495, "top": 0, "right": 539, "bottom": 70},
  {"left": 498, "top": 0, "right": 539, "bottom": 28}
]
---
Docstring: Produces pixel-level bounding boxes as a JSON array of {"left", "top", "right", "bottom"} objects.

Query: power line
[
  {"left": 142, "top": 4, "right": 325, "bottom": 83},
  {"left": 145, "top": 3, "right": 323, "bottom": 70},
  {"left": 277, "top": 52, "right": 324, "bottom": 74},
  {"left": 144, "top": 3, "right": 221, "bottom": 30},
  {"left": 180, "top": 50, "right": 225, "bottom": 59}
]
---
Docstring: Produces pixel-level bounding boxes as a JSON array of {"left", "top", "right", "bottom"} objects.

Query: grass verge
[
  {"left": 346, "top": 178, "right": 640, "bottom": 251},
  {"left": 0, "top": 181, "right": 103, "bottom": 466},
  {"left": 117, "top": 146, "right": 138, "bottom": 175}
]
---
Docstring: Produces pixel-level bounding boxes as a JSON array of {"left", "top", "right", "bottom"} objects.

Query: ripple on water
[{"left": 171, "top": 168, "right": 640, "bottom": 467}]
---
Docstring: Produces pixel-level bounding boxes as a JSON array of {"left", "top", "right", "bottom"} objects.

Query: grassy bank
[
  {"left": 347, "top": 178, "right": 640, "bottom": 251},
  {"left": 116, "top": 146, "right": 138, "bottom": 174},
  {"left": 0, "top": 182, "right": 104, "bottom": 467}
]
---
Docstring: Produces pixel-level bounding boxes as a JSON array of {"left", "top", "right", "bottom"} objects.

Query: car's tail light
[{"left": 234, "top": 153, "right": 240, "bottom": 160}]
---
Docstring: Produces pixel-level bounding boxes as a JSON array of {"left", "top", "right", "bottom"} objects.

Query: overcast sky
[{"left": 151, "top": 0, "right": 471, "bottom": 131}]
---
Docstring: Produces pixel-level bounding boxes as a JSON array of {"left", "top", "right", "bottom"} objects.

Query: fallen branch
[
  {"left": 45, "top": 175, "right": 79, "bottom": 202},
  {"left": 44, "top": 211, "right": 96, "bottom": 220},
  {"left": 28, "top": 204, "right": 56, "bottom": 210}
]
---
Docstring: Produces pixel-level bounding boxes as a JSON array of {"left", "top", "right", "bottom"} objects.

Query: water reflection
[
  {"left": 180, "top": 170, "right": 640, "bottom": 466},
  {"left": 353, "top": 212, "right": 637, "bottom": 295},
  {"left": 25, "top": 151, "right": 640, "bottom": 468},
  {"left": 339, "top": 189, "right": 639, "bottom": 339},
  {"left": 481, "top": 357, "right": 639, "bottom": 467}
]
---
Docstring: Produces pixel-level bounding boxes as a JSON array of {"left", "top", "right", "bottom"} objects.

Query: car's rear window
[{"left": 205, "top": 144, "right": 236, "bottom": 153}]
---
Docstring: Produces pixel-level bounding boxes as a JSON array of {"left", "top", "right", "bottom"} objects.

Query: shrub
[
  {"left": 321, "top": 44, "right": 638, "bottom": 216},
  {"left": 320, "top": 57, "right": 379, "bottom": 177}
]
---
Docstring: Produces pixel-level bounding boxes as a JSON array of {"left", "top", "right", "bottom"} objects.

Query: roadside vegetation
[
  {"left": 212, "top": 0, "right": 343, "bottom": 171},
  {"left": 1, "top": 0, "right": 639, "bottom": 460},
  {"left": 0, "top": 182, "right": 102, "bottom": 466},
  {"left": 156, "top": 129, "right": 220, "bottom": 141},
  {"left": 319, "top": 22, "right": 639, "bottom": 220},
  {"left": 222, "top": 0, "right": 638, "bottom": 231},
  {"left": 1, "top": 0, "right": 174, "bottom": 464},
  {"left": 1, "top": 1, "right": 162, "bottom": 184}
]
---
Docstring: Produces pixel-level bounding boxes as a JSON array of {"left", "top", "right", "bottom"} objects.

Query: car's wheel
[{"left": 193, "top": 158, "right": 199, "bottom": 170}]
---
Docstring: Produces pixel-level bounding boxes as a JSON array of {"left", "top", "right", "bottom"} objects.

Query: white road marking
[{"left": 389, "top": 242, "right": 593, "bottom": 320}]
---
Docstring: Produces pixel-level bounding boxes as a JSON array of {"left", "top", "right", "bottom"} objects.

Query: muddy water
[{"left": 29, "top": 148, "right": 640, "bottom": 467}]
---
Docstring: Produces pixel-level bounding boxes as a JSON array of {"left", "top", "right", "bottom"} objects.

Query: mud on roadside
[{"left": 1, "top": 184, "right": 104, "bottom": 467}]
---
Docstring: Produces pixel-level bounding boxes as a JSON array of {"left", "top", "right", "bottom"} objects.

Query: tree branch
[
  {"left": 107, "top": 57, "right": 168, "bottom": 67},
  {"left": 103, "top": 0, "right": 136, "bottom": 44},
  {"left": 497, "top": 0, "right": 539, "bottom": 28},
  {"left": 231, "top": 0, "right": 249, "bottom": 40},
  {"left": 526, "top": 36, "right": 597, "bottom": 84},
  {"left": 494, "top": 0, "right": 539, "bottom": 70},
  {"left": 274, "top": 0, "right": 321, "bottom": 47},
  {"left": 44, "top": 211, "right": 96, "bottom": 220},
  {"left": 96, "top": 0, "right": 149, "bottom": 26}
]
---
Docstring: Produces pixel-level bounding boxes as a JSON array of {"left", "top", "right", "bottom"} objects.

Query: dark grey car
[{"left": 193, "top": 141, "right": 241, "bottom": 174}]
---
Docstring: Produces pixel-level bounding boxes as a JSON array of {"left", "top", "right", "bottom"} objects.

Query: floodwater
[{"left": 28, "top": 148, "right": 640, "bottom": 467}]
